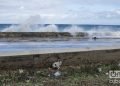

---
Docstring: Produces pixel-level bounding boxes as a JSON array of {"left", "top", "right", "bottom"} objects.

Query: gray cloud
[{"left": 0, "top": 0, "right": 120, "bottom": 24}]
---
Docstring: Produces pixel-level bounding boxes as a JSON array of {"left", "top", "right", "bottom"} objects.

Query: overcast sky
[{"left": 0, "top": 0, "right": 120, "bottom": 24}]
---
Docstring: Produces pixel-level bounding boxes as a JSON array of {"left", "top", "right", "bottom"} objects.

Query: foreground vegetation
[{"left": 0, "top": 63, "right": 120, "bottom": 86}]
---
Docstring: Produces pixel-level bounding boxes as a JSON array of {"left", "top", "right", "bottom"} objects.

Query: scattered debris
[
  {"left": 52, "top": 61, "right": 62, "bottom": 69},
  {"left": 26, "top": 79, "right": 30, "bottom": 83},
  {"left": 118, "top": 63, "right": 120, "bottom": 67},
  {"left": 98, "top": 68, "right": 102, "bottom": 72},
  {"left": 36, "top": 71, "right": 41, "bottom": 74},
  {"left": 105, "top": 72, "right": 109, "bottom": 75},
  {"left": 48, "top": 58, "right": 62, "bottom": 78},
  {"left": 95, "top": 74, "right": 99, "bottom": 77},
  {"left": 54, "top": 71, "right": 61, "bottom": 77},
  {"left": 18, "top": 69, "right": 24, "bottom": 74}
]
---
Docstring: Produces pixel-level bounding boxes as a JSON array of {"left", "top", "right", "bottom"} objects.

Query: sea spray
[
  {"left": 37, "top": 24, "right": 59, "bottom": 32},
  {"left": 87, "top": 27, "right": 120, "bottom": 38},
  {"left": 63, "top": 25, "right": 85, "bottom": 36},
  {"left": 2, "top": 15, "right": 59, "bottom": 32},
  {"left": 2, "top": 15, "right": 42, "bottom": 32},
  {"left": 2, "top": 15, "right": 120, "bottom": 38}
]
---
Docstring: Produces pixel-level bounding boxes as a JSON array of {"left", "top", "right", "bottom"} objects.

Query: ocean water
[
  {"left": 0, "top": 24, "right": 120, "bottom": 53},
  {"left": 0, "top": 39, "right": 120, "bottom": 52},
  {"left": 1, "top": 24, "right": 120, "bottom": 38}
]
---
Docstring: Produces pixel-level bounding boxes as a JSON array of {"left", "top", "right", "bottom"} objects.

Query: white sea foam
[
  {"left": 2, "top": 15, "right": 59, "bottom": 32},
  {"left": 2, "top": 15, "right": 120, "bottom": 38},
  {"left": 63, "top": 25, "right": 84, "bottom": 35},
  {"left": 87, "top": 27, "right": 120, "bottom": 38}
]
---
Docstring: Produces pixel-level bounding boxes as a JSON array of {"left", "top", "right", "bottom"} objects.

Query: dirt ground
[{"left": 0, "top": 49, "right": 120, "bottom": 85}]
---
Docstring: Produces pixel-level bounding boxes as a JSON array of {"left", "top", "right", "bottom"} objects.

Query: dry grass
[
  {"left": 0, "top": 49, "right": 120, "bottom": 85},
  {"left": 0, "top": 63, "right": 119, "bottom": 86}
]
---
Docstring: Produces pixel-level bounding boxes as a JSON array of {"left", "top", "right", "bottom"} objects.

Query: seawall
[{"left": 0, "top": 32, "right": 88, "bottom": 38}]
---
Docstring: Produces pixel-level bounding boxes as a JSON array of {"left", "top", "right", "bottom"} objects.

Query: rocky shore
[
  {"left": 0, "top": 32, "right": 89, "bottom": 38},
  {"left": 0, "top": 32, "right": 88, "bottom": 41},
  {"left": 0, "top": 32, "right": 72, "bottom": 38}
]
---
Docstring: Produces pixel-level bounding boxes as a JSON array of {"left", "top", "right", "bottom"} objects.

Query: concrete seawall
[
  {"left": 0, "top": 32, "right": 89, "bottom": 42},
  {"left": 0, "top": 32, "right": 88, "bottom": 38}
]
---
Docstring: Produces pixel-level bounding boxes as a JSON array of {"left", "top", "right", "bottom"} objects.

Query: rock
[
  {"left": 118, "top": 63, "right": 120, "bottom": 67},
  {"left": 0, "top": 32, "right": 88, "bottom": 38},
  {"left": 54, "top": 71, "right": 61, "bottom": 77},
  {"left": 18, "top": 69, "right": 24, "bottom": 74},
  {"left": 98, "top": 68, "right": 102, "bottom": 72},
  {"left": 52, "top": 61, "right": 62, "bottom": 69},
  {"left": 105, "top": 72, "right": 109, "bottom": 75},
  {"left": 0, "top": 32, "right": 72, "bottom": 38}
]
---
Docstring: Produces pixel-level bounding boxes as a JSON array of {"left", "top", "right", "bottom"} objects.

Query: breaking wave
[{"left": 1, "top": 15, "right": 120, "bottom": 38}]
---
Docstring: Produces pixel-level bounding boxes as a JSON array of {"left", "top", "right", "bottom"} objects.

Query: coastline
[
  {"left": 0, "top": 45, "right": 120, "bottom": 57},
  {"left": 0, "top": 46, "right": 120, "bottom": 69},
  {"left": 0, "top": 32, "right": 119, "bottom": 70}
]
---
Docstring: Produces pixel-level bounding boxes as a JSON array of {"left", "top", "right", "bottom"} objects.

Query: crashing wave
[{"left": 1, "top": 15, "right": 120, "bottom": 38}]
